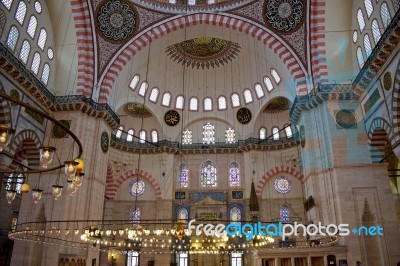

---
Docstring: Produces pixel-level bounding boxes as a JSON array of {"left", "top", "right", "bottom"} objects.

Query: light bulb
[
  {"left": 6, "top": 190, "right": 16, "bottom": 204},
  {"left": 0, "top": 132, "right": 6, "bottom": 143},
  {"left": 32, "top": 189, "right": 43, "bottom": 204}
]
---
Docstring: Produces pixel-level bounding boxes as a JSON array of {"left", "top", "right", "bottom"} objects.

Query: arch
[
  {"left": 105, "top": 168, "right": 162, "bottom": 200},
  {"left": 7, "top": 130, "right": 41, "bottom": 170},
  {"left": 0, "top": 81, "right": 12, "bottom": 125},
  {"left": 70, "top": 0, "right": 95, "bottom": 98},
  {"left": 367, "top": 117, "right": 393, "bottom": 163},
  {"left": 255, "top": 165, "right": 303, "bottom": 196},
  {"left": 98, "top": 14, "right": 308, "bottom": 102},
  {"left": 392, "top": 60, "right": 400, "bottom": 145}
]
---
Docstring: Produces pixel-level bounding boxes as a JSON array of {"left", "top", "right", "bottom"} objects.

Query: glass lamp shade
[
  {"left": 67, "top": 181, "right": 78, "bottom": 196},
  {"left": 0, "top": 126, "right": 15, "bottom": 152},
  {"left": 39, "top": 146, "right": 56, "bottom": 168},
  {"left": 32, "top": 189, "right": 43, "bottom": 204},
  {"left": 64, "top": 161, "right": 78, "bottom": 177},
  {"left": 21, "top": 183, "right": 30, "bottom": 193},
  {"left": 74, "top": 158, "right": 85, "bottom": 172},
  {"left": 52, "top": 185, "right": 63, "bottom": 200},
  {"left": 6, "top": 190, "right": 17, "bottom": 204},
  {"left": 73, "top": 172, "right": 85, "bottom": 188}
]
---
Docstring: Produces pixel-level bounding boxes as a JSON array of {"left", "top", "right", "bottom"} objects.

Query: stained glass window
[
  {"left": 151, "top": 130, "right": 158, "bottom": 143},
  {"left": 177, "top": 207, "right": 188, "bottom": 221},
  {"left": 371, "top": 19, "right": 381, "bottom": 44},
  {"left": 31, "top": 52, "right": 41, "bottom": 74},
  {"left": 231, "top": 93, "right": 240, "bottom": 107},
  {"left": 6, "top": 26, "right": 19, "bottom": 51},
  {"left": 243, "top": 89, "right": 253, "bottom": 104},
  {"left": 364, "top": 34, "right": 372, "bottom": 57},
  {"left": 271, "top": 69, "right": 281, "bottom": 84},
  {"left": 129, "top": 75, "right": 140, "bottom": 90},
  {"left": 15, "top": 1, "right": 27, "bottom": 25},
  {"left": 41, "top": 63, "right": 50, "bottom": 85},
  {"left": 178, "top": 164, "right": 189, "bottom": 188},
  {"left": 37, "top": 28, "right": 47, "bottom": 50},
  {"left": 380, "top": 2, "right": 391, "bottom": 29},
  {"left": 129, "top": 179, "right": 145, "bottom": 196},
  {"left": 364, "top": 0, "right": 373, "bottom": 17},
  {"left": 229, "top": 206, "right": 241, "bottom": 222},
  {"left": 130, "top": 207, "right": 141, "bottom": 223},
  {"left": 176, "top": 95, "right": 184, "bottom": 109},
  {"left": 264, "top": 77, "right": 274, "bottom": 92},
  {"left": 218, "top": 96, "right": 227, "bottom": 110},
  {"left": 225, "top": 128, "right": 235, "bottom": 143},
  {"left": 272, "top": 127, "right": 279, "bottom": 140},
  {"left": 138, "top": 82, "right": 148, "bottom": 96},
  {"left": 34, "top": 1, "right": 42, "bottom": 13},
  {"left": 6, "top": 174, "right": 24, "bottom": 194},
  {"left": 357, "top": 9, "right": 365, "bottom": 32},
  {"left": 202, "top": 122, "right": 215, "bottom": 144},
  {"left": 259, "top": 127, "right": 266, "bottom": 140},
  {"left": 139, "top": 130, "right": 146, "bottom": 143},
  {"left": 116, "top": 126, "right": 123, "bottom": 138},
  {"left": 254, "top": 83, "right": 264, "bottom": 98},
  {"left": 229, "top": 162, "right": 240, "bottom": 187},
  {"left": 285, "top": 125, "right": 292, "bottom": 138},
  {"left": 274, "top": 176, "right": 292, "bottom": 194},
  {"left": 204, "top": 97, "right": 212, "bottom": 111},
  {"left": 19, "top": 40, "right": 30, "bottom": 64},
  {"left": 201, "top": 161, "right": 217, "bottom": 188},
  {"left": 1, "top": 0, "right": 12, "bottom": 9},
  {"left": 189, "top": 97, "right": 198, "bottom": 111},
  {"left": 357, "top": 47, "right": 364, "bottom": 69},
  {"left": 162, "top": 92, "right": 172, "bottom": 106},
  {"left": 149, "top": 88, "right": 159, "bottom": 102},
  {"left": 280, "top": 204, "right": 290, "bottom": 222},
  {"left": 27, "top": 15, "right": 38, "bottom": 38},
  {"left": 127, "top": 129, "right": 134, "bottom": 142},
  {"left": 182, "top": 129, "right": 192, "bottom": 145}
]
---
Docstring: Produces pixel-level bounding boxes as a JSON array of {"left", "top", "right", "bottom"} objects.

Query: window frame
[{"left": 6, "top": 25, "right": 19, "bottom": 51}]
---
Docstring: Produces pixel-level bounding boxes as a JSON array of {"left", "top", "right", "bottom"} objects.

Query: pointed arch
[
  {"left": 255, "top": 165, "right": 303, "bottom": 196},
  {"left": 105, "top": 168, "right": 162, "bottom": 200},
  {"left": 367, "top": 117, "right": 393, "bottom": 163}
]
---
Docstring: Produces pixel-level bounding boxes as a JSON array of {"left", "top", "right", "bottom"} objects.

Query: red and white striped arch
[
  {"left": 255, "top": 165, "right": 304, "bottom": 196},
  {"left": 105, "top": 168, "right": 162, "bottom": 200},
  {"left": 7, "top": 130, "right": 41, "bottom": 170},
  {"left": 98, "top": 13, "right": 309, "bottom": 102}
]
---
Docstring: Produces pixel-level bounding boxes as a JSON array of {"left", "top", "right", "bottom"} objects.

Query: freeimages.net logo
[{"left": 186, "top": 219, "right": 384, "bottom": 241}]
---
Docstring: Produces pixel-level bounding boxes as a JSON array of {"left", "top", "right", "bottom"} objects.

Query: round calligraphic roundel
[
  {"left": 97, "top": 0, "right": 136, "bottom": 41},
  {"left": 164, "top": 110, "right": 180, "bottom": 126},
  {"left": 265, "top": 0, "right": 304, "bottom": 32},
  {"left": 274, "top": 176, "right": 292, "bottom": 194},
  {"left": 52, "top": 120, "right": 71, "bottom": 139},
  {"left": 335, "top": 110, "right": 356, "bottom": 129},
  {"left": 100, "top": 131, "right": 109, "bottom": 153},
  {"left": 383, "top": 72, "right": 392, "bottom": 91},
  {"left": 237, "top": 107, "right": 252, "bottom": 124}
]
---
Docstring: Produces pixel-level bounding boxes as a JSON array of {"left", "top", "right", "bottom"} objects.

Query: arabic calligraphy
[
  {"left": 164, "top": 110, "right": 180, "bottom": 126},
  {"left": 237, "top": 108, "right": 252, "bottom": 124}
]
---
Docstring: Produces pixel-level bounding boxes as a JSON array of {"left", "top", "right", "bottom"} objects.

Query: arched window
[
  {"left": 371, "top": 19, "right": 381, "bottom": 44},
  {"left": 271, "top": 69, "right": 281, "bottom": 84},
  {"left": 263, "top": 77, "right": 274, "bottom": 92},
  {"left": 200, "top": 161, "right": 217, "bottom": 188},
  {"left": 176, "top": 207, "right": 188, "bottom": 221},
  {"left": 129, "top": 75, "right": 140, "bottom": 90},
  {"left": 1, "top": 0, "right": 13, "bottom": 9},
  {"left": 229, "top": 206, "right": 241, "bottom": 222},
  {"left": 6, "top": 26, "right": 19, "bottom": 51},
  {"left": 47, "top": 48, "right": 54, "bottom": 60},
  {"left": 149, "top": 87, "right": 159, "bottom": 102},
  {"left": 34, "top": 1, "right": 42, "bottom": 13},
  {"left": 116, "top": 126, "right": 123, "bottom": 138},
  {"left": 380, "top": 2, "right": 391, "bottom": 29},
  {"left": 37, "top": 28, "right": 47, "bottom": 50},
  {"left": 178, "top": 164, "right": 189, "bottom": 188},
  {"left": 130, "top": 207, "right": 141, "bottom": 223},
  {"left": 162, "top": 92, "right": 171, "bottom": 107},
  {"left": 352, "top": 30, "right": 358, "bottom": 43},
  {"left": 151, "top": 130, "right": 158, "bottom": 143},
  {"left": 204, "top": 97, "right": 212, "bottom": 111},
  {"left": 31, "top": 52, "right": 41, "bottom": 74},
  {"left": 169, "top": 0, "right": 176, "bottom": 3},
  {"left": 364, "top": 34, "right": 372, "bottom": 57},
  {"left": 188, "top": 0, "right": 195, "bottom": 5},
  {"left": 229, "top": 162, "right": 240, "bottom": 187},
  {"left": 202, "top": 122, "right": 215, "bottom": 144},
  {"left": 285, "top": 125, "right": 292, "bottom": 138},
  {"left": 5, "top": 174, "right": 24, "bottom": 194},
  {"left": 27, "top": 15, "right": 38, "bottom": 38},
  {"left": 218, "top": 96, "right": 227, "bottom": 110},
  {"left": 138, "top": 81, "right": 148, "bottom": 96},
  {"left": 357, "top": 47, "right": 364, "bottom": 69},
  {"left": 175, "top": 95, "right": 184, "bottom": 109},
  {"left": 280, "top": 204, "right": 290, "bottom": 222},
  {"left": 364, "top": 0, "right": 373, "bottom": 18},
  {"left": 19, "top": 40, "right": 30, "bottom": 64},
  {"left": 15, "top": 1, "right": 27, "bottom": 25},
  {"left": 243, "top": 89, "right": 253, "bottom": 104},
  {"left": 254, "top": 83, "right": 264, "bottom": 98},
  {"left": 139, "top": 130, "right": 146, "bottom": 143},
  {"left": 41, "top": 63, "right": 50, "bottom": 85},
  {"left": 127, "top": 129, "right": 134, "bottom": 142},
  {"left": 225, "top": 128, "right": 235, "bottom": 143},
  {"left": 189, "top": 97, "right": 198, "bottom": 111},
  {"left": 357, "top": 9, "right": 365, "bottom": 32},
  {"left": 231, "top": 93, "right": 240, "bottom": 108},
  {"left": 272, "top": 127, "right": 279, "bottom": 140},
  {"left": 207, "top": 0, "right": 215, "bottom": 3},
  {"left": 182, "top": 129, "right": 192, "bottom": 145},
  {"left": 259, "top": 127, "right": 266, "bottom": 140}
]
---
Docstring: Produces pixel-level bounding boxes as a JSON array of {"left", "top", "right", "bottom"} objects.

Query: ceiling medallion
[
  {"left": 237, "top": 107, "right": 252, "bottom": 124},
  {"left": 165, "top": 37, "right": 241, "bottom": 69},
  {"left": 97, "top": 0, "right": 136, "bottom": 41},
  {"left": 164, "top": 110, "right": 180, "bottom": 126},
  {"left": 125, "top": 103, "right": 152, "bottom": 118},
  {"left": 335, "top": 110, "right": 357, "bottom": 129},
  {"left": 265, "top": 0, "right": 304, "bottom": 32}
]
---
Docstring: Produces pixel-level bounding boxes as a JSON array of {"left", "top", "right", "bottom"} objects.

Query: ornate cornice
[{"left": 0, "top": 42, "right": 120, "bottom": 129}]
